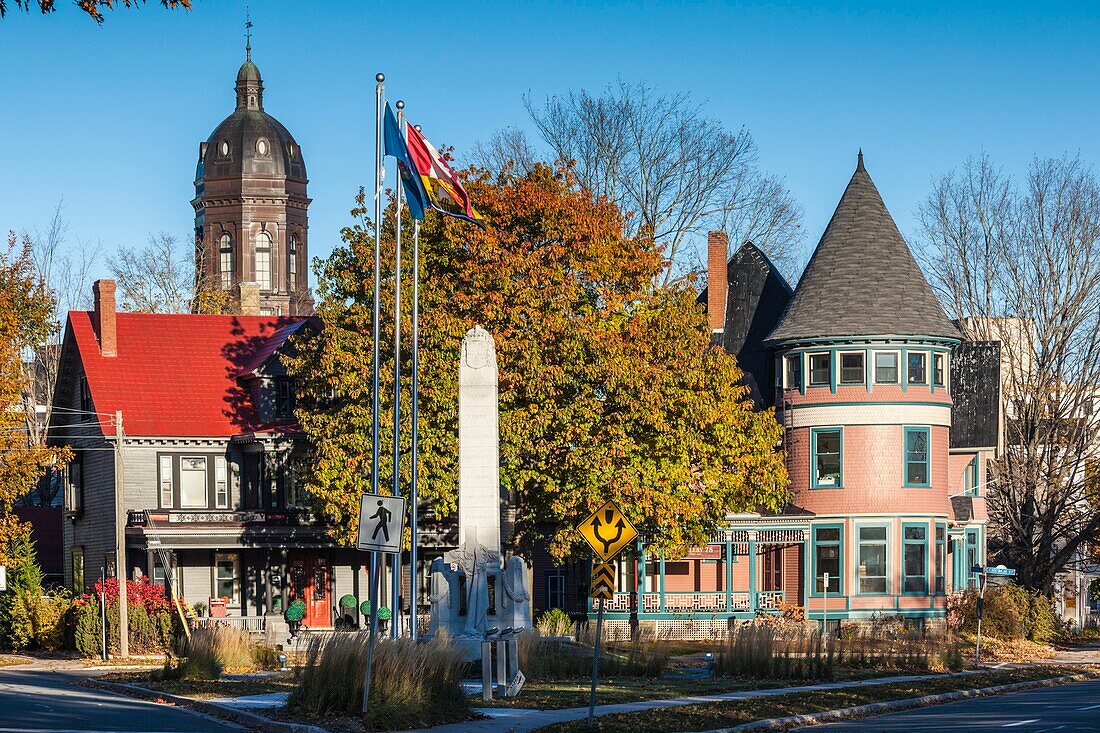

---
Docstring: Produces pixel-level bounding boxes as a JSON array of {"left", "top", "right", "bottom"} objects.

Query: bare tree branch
[{"left": 919, "top": 153, "right": 1100, "bottom": 593}]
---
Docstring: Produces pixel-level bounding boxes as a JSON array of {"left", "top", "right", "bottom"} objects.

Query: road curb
[
  {"left": 691, "top": 673, "right": 1095, "bottom": 732},
  {"left": 79, "top": 677, "right": 327, "bottom": 733}
]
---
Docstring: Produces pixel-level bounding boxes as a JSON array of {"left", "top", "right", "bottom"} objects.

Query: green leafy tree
[
  {"left": 287, "top": 165, "right": 790, "bottom": 560},
  {"left": 0, "top": 0, "right": 189, "bottom": 23}
]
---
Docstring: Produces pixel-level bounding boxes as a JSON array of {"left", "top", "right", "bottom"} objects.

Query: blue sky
[{"left": 2, "top": 1, "right": 1098, "bottom": 287}]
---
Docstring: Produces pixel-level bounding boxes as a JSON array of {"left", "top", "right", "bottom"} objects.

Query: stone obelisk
[{"left": 458, "top": 326, "right": 501, "bottom": 553}]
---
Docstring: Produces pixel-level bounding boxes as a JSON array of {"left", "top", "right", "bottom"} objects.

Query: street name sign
[
  {"left": 986, "top": 565, "right": 1016, "bottom": 576},
  {"left": 577, "top": 500, "right": 638, "bottom": 562},
  {"left": 590, "top": 562, "right": 616, "bottom": 600},
  {"left": 356, "top": 494, "right": 407, "bottom": 553}
]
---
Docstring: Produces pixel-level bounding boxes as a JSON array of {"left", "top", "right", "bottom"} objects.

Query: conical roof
[{"left": 766, "top": 154, "right": 959, "bottom": 344}]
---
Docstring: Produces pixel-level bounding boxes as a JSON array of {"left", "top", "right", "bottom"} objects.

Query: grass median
[{"left": 534, "top": 665, "right": 1095, "bottom": 733}]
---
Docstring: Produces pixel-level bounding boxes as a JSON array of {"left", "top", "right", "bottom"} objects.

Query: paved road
[
  {"left": 0, "top": 659, "right": 243, "bottom": 732},
  {"left": 796, "top": 677, "right": 1100, "bottom": 732}
]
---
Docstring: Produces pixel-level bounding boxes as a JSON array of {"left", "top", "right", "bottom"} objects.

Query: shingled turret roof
[{"left": 766, "top": 153, "right": 959, "bottom": 344}]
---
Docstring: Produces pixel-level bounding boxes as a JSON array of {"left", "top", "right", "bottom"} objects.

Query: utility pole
[{"left": 114, "top": 410, "right": 129, "bottom": 658}]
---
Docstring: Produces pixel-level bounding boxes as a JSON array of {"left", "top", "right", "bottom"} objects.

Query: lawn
[
  {"left": 103, "top": 670, "right": 297, "bottom": 699},
  {"left": 533, "top": 666, "right": 1094, "bottom": 733},
  {"left": 480, "top": 668, "right": 898, "bottom": 710}
]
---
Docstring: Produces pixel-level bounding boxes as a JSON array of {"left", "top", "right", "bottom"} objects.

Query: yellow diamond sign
[{"left": 577, "top": 500, "right": 638, "bottom": 562}]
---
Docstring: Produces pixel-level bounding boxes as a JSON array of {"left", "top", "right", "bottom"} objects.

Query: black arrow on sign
[{"left": 590, "top": 513, "right": 626, "bottom": 556}]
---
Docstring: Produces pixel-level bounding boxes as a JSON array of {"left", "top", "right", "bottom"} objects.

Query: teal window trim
[
  {"left": 811, "top": 523, "right": 844, "bottom": 597},
  {"left": 829, "top": 347, "right": 838, "bottom": 394},
  {"left": 808, "top": 351, "right": 831, "bottom": 388},
  {"left": 839, "top": 351, "right": 866, "bottom": 386},
  {"left": 907, "top": 350, "right": 929, "bottom": 386},
  {"left": 965, "top": 528, "right": 980, "bottom": 589},
  {"left": 933, "top": 351, "right": 947, "bottom": 390},
  {"left": 785, "top": 352, "right": 804, "bottom": 392},
  {"left": 855, "top": 523, "right": 889, "bottom": 595},
  {"left": 902, "top": 522, "right": 929, "bottom": 595},
  {"left": 811, "top": 427, "right": 843, "bottom": 489},
  {"left": 964, "top": 457, "right": 980, "bottom": 497},
  {"left": 903, "top": 427, "right": 932, "bottom": 488},
  {"left": 934, "top": 523, "right": 947, "bottom": 595}
]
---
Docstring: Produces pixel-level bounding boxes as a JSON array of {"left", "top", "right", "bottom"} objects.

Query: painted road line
[
  {"left": 1003, "top": 720, "right": 1041, "bottom": 727},
  {"left": 1077, "top": 703, "right": 1100, "bottom": 710}
]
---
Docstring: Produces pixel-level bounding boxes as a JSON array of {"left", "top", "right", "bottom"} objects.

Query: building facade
[
  {"left": 192, "top": 46, "right": 312, "bottom": 316},
  {"left": 550, "top": 156, "right": 994, "bottom": 638}
]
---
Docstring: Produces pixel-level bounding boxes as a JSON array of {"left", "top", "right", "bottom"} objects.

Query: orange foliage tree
[
  {"left": 287, "top": 165, "right": 789, "bottom": 560},
  {"left": 0, "top": 233, "right": 69, "bottom": 564}
]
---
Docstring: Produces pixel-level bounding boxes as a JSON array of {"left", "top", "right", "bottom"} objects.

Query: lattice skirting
[{"left": 654, "top": 618, "right": 734, "bottom": 641}]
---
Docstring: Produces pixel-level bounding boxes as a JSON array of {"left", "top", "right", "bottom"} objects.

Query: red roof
[{"left": 70, "top": 311, "right": 304, "bottom": 437}]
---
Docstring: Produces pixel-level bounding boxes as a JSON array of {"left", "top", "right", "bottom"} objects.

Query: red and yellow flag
[{"left": 405, "top": 123, "right": 485, "bottom": 227}]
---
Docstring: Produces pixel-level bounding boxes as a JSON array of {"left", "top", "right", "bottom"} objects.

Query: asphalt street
[
  {"left": 797, "top": 677, "right": 1100, "bottom": 732},
  {"left": 0, "top": 660, "right": 243, "bottom": 733}
]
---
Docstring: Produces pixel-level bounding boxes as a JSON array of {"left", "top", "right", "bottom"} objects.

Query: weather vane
[{"left": 245, "top": 5, "right": 253, "bottom": 58}]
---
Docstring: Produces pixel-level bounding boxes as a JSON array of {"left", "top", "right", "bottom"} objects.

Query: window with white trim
[
  {"left": 159, "top": 455, "right": 174, "bottom": 509},
  {"left": 840, "top": 352, "right": 864, "bottom": 385},
  {"left": 808, "top": 352, "right": 830, "bottom": 387},
  {"left": 784, "top": 353, "right": 802, "bottom": 390},
  {"left": 255, "top": 231, "right": 273, "bottom": 290},
  {"left": 215, "top": 553, "right": 240, "bottom": 605},
  {"left": 933, "top": 353, "right": 946, "bottom": 387},
  {"left": 215, "top": 456, "right": 229, "bottom": 509},
  {"left": 219, "top": 233, "right": 233, "bottom": 289},
  {"left": 857, "top": 526, "right": 887, "bottom": 594},
  {"left": 874, "top": 351, "right": 899, "bottom": 383},
  {"left": 180, "top": 456, "right": 207, "bottom": 508}
]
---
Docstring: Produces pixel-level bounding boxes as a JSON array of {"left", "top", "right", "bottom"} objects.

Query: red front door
[{"left": 289, "top": 554, "right": 332, "bottom": 628}]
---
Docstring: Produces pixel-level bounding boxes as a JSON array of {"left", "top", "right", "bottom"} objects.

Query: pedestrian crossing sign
[{"left": 356, "top": 494, "right": 407, "bottom": 554}]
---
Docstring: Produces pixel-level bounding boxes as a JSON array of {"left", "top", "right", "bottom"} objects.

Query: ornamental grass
[{"left": 286, "top": 631, "right": 469, "bottom": 731}]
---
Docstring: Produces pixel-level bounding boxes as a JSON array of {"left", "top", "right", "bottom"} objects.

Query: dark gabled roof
[{"left": 765, "top": 153, "right": 959, "bottom": 344}]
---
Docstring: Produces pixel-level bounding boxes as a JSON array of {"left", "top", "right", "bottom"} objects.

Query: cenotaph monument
[{"left": 428, "top": 326, "right": 531, "bottom": 694}]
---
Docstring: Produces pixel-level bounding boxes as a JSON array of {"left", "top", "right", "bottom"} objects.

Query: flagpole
[
  {"left": 364, "top": 70, "right": 385, "bottom": 719},
  {"left": 409, "top": 212, "right": 421, "bottom": 641},
  {"left": 390, "top": 100, "right": 405, "bottom": 639}
]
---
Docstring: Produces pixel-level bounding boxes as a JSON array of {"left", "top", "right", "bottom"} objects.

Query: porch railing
[
  {"left": 602, "top": 591, "right": 785, "bottom": 614},
  {"left": 192, "top": 616, "right": 267, "bottom": 633}
]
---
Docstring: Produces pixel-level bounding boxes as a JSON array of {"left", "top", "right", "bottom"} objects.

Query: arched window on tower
[
  {"left": 256, "top": 230, "right": 273, "bottom": 290},
  {"left": 255, "top": 231, "right": 273, "bottom": 291},
  {"left": 219, "top": 233, "right": 233, "bottom": 289},
  {"left": 289, "top": 235, "right": 298, "bottom": 289}
]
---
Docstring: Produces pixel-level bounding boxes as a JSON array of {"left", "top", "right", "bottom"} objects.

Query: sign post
[
  {"left": 576, "top": 500, "right": 637, "bottom": 729},
  {"left": 357, "top": 493, "right": 407, "bottom": 718}
]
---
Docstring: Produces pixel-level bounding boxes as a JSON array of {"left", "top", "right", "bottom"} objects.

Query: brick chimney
[
  {"left": 92, "top": 279, "right": 117, "bottom": 357},
  {"left": 238, "top": 282, "right": 261, "bottom": 316},
  {"left": 707, "top": 230, "right": 729, "bottom": 332}
]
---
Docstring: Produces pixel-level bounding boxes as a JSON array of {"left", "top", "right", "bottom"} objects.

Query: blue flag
[{"left": 384, "top": 103, "right": 430, "bottom": 221}]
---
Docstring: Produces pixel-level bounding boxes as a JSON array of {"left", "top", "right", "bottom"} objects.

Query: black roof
[{"left": 766, "top": 154, "right": 958, "bottom": 344}]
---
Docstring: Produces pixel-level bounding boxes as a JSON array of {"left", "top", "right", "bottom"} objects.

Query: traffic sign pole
[
  {"left": 587, "top": 594, "right": 605, "bottom": 729},
  {"left": 363, "top": 550, "right": 380, "bottom": 716}
]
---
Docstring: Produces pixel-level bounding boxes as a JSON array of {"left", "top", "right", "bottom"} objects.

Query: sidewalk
[{"left": 406, "top": 671, "right": 978, "bottom": 733}]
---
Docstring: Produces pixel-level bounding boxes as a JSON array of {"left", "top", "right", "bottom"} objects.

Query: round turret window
[
  {"left": 288, "top": 143, "right": 297, "bottom": 159},
  {"left": 219, "top": 140, "right": 230, "bottom": 157},
  {"left": 256, "top": 139, "right": 269, "bottom": 156}
]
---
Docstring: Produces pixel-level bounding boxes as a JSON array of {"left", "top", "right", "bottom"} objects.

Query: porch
[{"left": 591, "top": 526, "right": 807, "bottom": 622}]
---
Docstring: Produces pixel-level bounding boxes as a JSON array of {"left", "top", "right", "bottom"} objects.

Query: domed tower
[
  {"left": 192, "top": 44, "right": 312, "bottom": 315},
  {"left": 766, "top": 153, "right": 962, "bottom": 619}
]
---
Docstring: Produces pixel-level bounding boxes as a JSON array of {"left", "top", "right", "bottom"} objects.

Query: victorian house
[{"left": 555, "top": 155, "right": 997, "bottom": 638}]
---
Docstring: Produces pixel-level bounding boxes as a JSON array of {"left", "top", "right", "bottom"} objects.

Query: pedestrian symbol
[
  {"left": 576, "top": 500, "right": 638, "bottom": 562},
  {"left": 356, "top": 494, "right": 406, "bottom": 554}
]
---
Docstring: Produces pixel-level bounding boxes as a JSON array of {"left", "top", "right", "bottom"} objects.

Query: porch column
[
  {"left": 747, "top": 531, "right": 757, "bottom": 611},
  {"left": 802, "top": 534, "right": 812, "bottom": 609},
  {"left": 659, "top": 550, "right": 666, "bottom": 612},
  {"left": 724, "top": 538, "right": 733, "bottom": 612},
  {"left": 636, "top": 541, "right": 646, "bottom": 613},
  {"left": 264, "top": 549, "right": 273, "bottom": 614}
]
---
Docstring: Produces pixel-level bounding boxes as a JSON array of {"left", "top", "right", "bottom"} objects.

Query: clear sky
[{"left": 2, "top": 0, "right": 1098, "bottom": 288}]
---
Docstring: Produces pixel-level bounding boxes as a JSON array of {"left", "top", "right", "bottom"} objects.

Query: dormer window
[{"left": 276, "top": 377, "right": 296, "bottom": 419}]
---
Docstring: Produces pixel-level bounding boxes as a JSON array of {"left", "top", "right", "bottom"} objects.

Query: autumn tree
[
  {"left": 0, "top": 232, "right": 69, "bottom": 565},
  {"left": 0, "top": 0, "right": 188, "bottom": 23},
  {"left": 919, "top": 154, "right": 1100, "bottom": 593},
  {"left": 477, "top": 81, "right": 804, "bottom": 281},
  {"left": 287, "top": 165, "right": 790, "bottom": 560}
]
